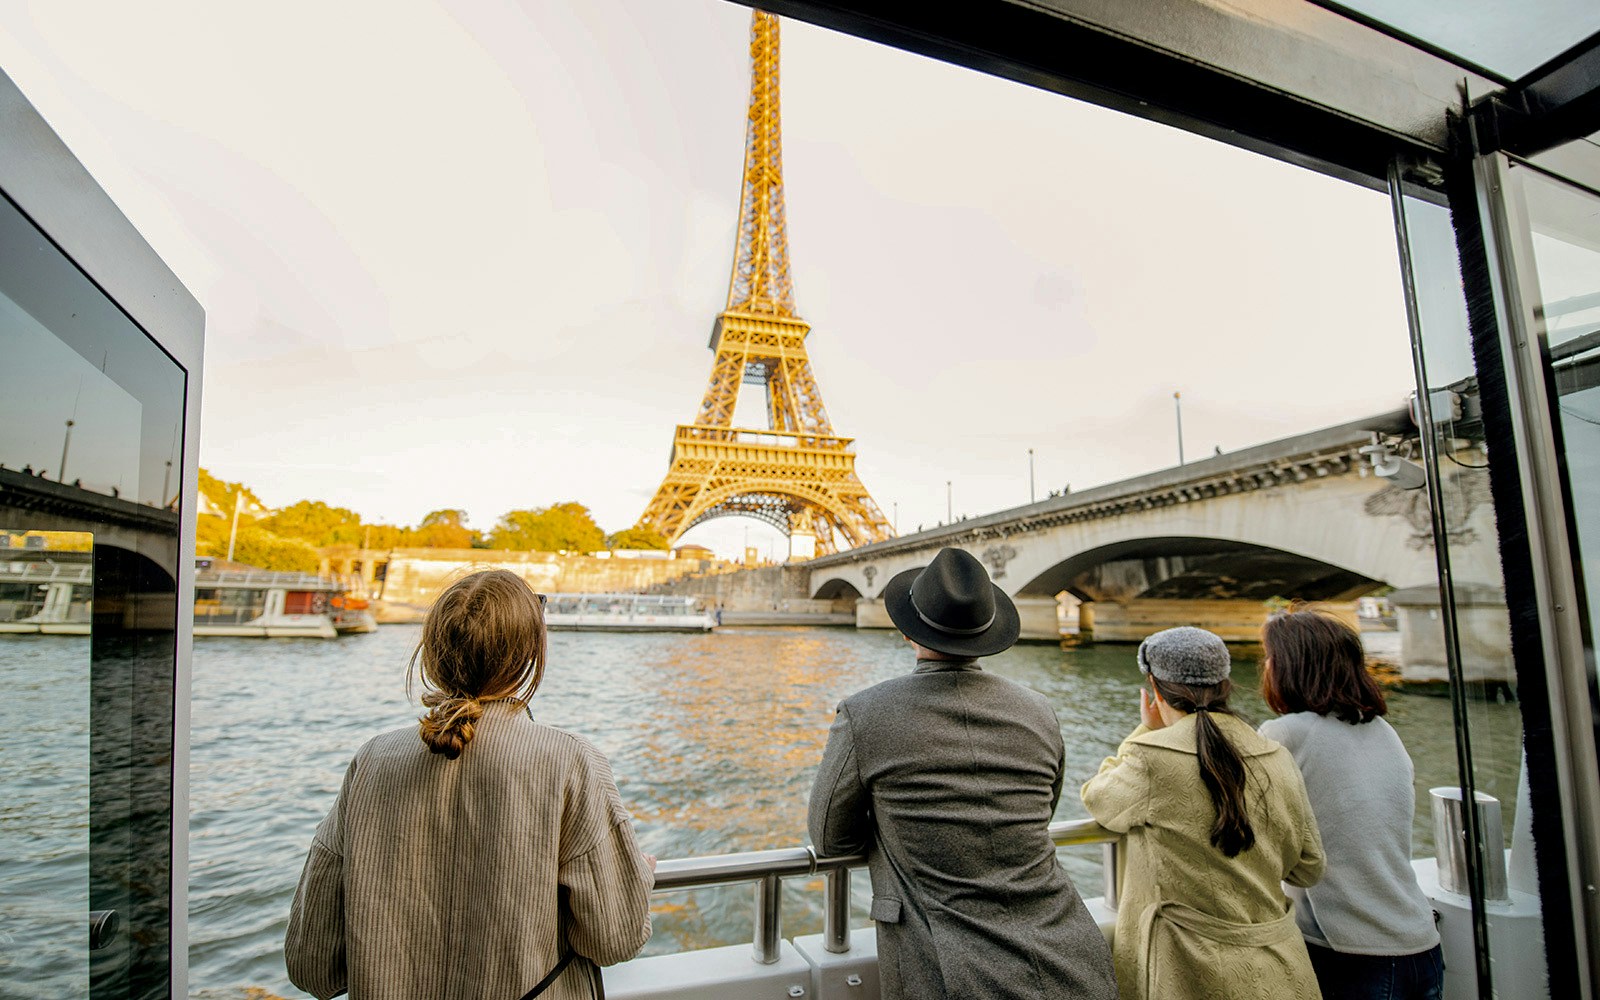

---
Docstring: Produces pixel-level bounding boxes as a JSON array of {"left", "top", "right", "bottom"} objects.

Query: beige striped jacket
[{"left": 286, "top": 701, "right": 654, "bottom": 1000}]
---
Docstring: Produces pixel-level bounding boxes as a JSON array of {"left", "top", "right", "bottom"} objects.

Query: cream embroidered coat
[
  {"left": 1081, "top": 715, "right": 1325, "bottom": 1000},
  {"left": 285, "top": 702, "right": 654, "bottom": 1000}
]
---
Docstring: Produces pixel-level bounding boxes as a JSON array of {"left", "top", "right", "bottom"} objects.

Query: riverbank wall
[
  {"left": 319, "top": 547, "right": 729, "bottom": 622},
  {"left": 644, "top": 564, "right": 856, "bottom": 624}
]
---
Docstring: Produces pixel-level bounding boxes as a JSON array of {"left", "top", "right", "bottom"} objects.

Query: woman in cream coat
[{"left": 1082, "top": 627, "right": 1325, "bottom": 1000}]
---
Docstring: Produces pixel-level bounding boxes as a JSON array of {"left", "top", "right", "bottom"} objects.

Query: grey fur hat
[{"left": 1137, "top": 626, "right": 1231, "bottom": 686}]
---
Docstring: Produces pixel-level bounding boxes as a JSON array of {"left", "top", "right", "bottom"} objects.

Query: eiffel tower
[{"left": 637, "top": 10, "right": 894, "bottom": 558}]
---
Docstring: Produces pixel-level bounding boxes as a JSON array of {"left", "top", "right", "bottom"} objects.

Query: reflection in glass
[
  {"left": 0, "top": 192, "right": 184, "bottom": 511},
  {"left": 0, "top": 188, "right": 185, "bottom": 998},
  {"left": 0, "top": 530, "right": 93, "bottom": 997},
  {"left": 1393, "top": 170, "right": 1542, "bottom": 999},
  {"left": 1320, "top": 0, "right": 1600, "bottom": 80},
  {"left": 1521, "top": 169, "right": 1600, "bottom": 683}
]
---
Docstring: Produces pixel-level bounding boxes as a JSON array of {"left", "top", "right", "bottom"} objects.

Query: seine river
[{"left": 1, "top": 624, "right": 1523, "bottom": 998}]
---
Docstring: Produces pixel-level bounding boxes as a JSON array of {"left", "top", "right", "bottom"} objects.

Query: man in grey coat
[{"left": 808, "top": 547, "right": 1118, "bottom": 1000}]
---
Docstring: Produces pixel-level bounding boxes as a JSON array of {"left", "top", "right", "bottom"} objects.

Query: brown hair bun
[
  {"left": 407, "top": 569, "right": 547, "bottom": 758},
  {"left": 418, "top": 693, "right": 486, "bottom": 760}
]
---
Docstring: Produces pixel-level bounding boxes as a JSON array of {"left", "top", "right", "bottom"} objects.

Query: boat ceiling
[{"left": 737, "top": 0, "right": 1600, "bottom": 187}]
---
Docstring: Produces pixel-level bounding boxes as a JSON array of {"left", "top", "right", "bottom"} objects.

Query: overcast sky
[{"left": 0, "top": 0, "right": 1419, "bottom": 558}]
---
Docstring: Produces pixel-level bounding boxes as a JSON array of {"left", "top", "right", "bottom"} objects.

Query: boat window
[
  {"left": 1391, "top": 169, "right": 1535, "bottom": 994},
  {"left": 1315, "top": 0, "right": 1600, "bottom": 81},
  {"left": 0, "top": 186, "right": 186, "bottom": 996},
  {"left": 1517, "top": 164, "right": 1600, "bottom": 750}
]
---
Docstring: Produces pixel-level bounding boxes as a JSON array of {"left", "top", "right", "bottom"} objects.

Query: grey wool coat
[
  {"left": 285, "top": 702, "right": 654, "bottom": 1000},
  {"left": 808, "top": 658, "right": 1119, "bottom": 1000}
]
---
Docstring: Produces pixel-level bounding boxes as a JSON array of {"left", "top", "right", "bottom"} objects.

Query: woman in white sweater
[{"left": 1258, "top": 607, "right": 1442, "bottom": 1000}]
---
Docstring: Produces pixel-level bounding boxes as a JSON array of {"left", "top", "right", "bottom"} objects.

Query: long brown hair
[
  {"left": 1150, "top": 675, "right": 1256, "bottom": 857},
  {"left": 408, "top": 569, "right": 546, "bottom": 759},
  {"left": 1260, "top": 605, "right": 1386, "bottom": 724}
]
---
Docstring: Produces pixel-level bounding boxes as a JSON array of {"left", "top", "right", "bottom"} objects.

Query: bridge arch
[
  {"left": 812, "top": 577, "right": 863, "bottom": 601},
  {"left": 1011, "top": 535, "right": 1385, "bottom": 602}
]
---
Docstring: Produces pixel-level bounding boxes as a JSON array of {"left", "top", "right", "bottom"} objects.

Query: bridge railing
[{"left": 650, "top": 817, "right": 1120, "bottom": 963}]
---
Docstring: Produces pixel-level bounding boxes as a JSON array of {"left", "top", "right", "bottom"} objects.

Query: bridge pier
[
  {"left": 855, "top": 598, "right": 892, "bottom": 630},
  {"left": 1082, "top": 599, "right": 1359, "bottom": 644},
  {"left": 1015, "top": 597, "right": 1063, "bottom": 643},
  {"left": 1386, "top": 584, "right": 1513, "bottom": 686}
]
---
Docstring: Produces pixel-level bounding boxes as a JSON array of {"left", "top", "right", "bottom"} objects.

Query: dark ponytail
[{"left": 1151, "top": 677, "right": 1256, "bottom": 857}]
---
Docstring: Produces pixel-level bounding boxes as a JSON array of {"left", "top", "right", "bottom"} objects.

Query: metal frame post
[
  {"left": 753, "top": 874, "right": 783, "bottom": 964},
  {"left": 824, "top": 867, "right": 851, "bottom": 953},
  {"left": 1101, "top": 841, "right": 1119, "bottom": 910}
]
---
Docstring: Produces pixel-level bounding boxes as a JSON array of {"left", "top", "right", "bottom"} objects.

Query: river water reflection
[{"left": 181, "top": 624, "right": 1518, "bottom": 999}]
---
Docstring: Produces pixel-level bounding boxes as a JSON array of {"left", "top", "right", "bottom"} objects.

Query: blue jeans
[{"left": 1307, "top": 942, "right": 1445, "bottom": 1000}]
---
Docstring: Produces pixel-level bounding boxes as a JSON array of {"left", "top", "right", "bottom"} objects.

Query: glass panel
[
  {"left": 0, "top": 530, "right": 93, "bottom": 996},
  {"left": 0, "top": 187, "right": 185, "bottom": 998},
  {"left": 1518, "top": 164, "right": 1600, "bottom": 773},
  {"left": 1320, "top": 0, "right": 1600, "bottom": 80},
  {"left": 1392, "top": 169, "right": 1538, "bottom": 998}
]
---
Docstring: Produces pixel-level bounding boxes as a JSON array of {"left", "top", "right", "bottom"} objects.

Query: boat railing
[
  {"left": 650, "top": 818, "right": 1120, "bottom": 963},
  {"left": 195, "top": 569, "right": 333, "bottom": 588},
  {"left": 0, "top": 561, "right": 94, "bottom": 584}
]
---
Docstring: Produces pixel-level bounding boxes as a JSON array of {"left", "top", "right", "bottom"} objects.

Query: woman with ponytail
[
  {"left": 1082, "top": 626, "right": 1325, "bottom": 1000},
  {"left": 286, "top": 570, "right": 654, "bottom": 1000}
]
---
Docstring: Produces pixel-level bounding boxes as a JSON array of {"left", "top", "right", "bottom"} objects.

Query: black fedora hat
[{"left": 882, "top": 547, "right": 1021, "bottom": 658}]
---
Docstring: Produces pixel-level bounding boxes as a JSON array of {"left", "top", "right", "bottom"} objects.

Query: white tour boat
[
  {"left": 544, "top": 592, "right": 716, "bottom": 632},
  {"left": 193, "top": 560, "right": 377, "bottom": 638},
  {"left": 0, "top": 551, "right": 93, "bottom": 634}
]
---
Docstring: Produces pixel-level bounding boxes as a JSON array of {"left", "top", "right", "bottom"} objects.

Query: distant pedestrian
[
  {"left": 809, "top": 547, "right": 1118, "bottom": 1000},
  {"left": 1082, "top": 626, "right": 1324, "bottom": 1000},
  {"left": 286, "top": 569, "right": 654, "bottom": 999},
  {"left": 1259, "top": 607, "right": 1443, "bottom": 999}
]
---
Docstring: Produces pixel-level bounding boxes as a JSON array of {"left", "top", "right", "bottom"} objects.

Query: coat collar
[
  {"left": 913, "top": 657, "right": 982, "bottom": 674},
  {"left": 1129, "top": 711, "right": 1280, "bottom": 757},
  {"left": 478, "top": 698, "right": 534, "bottom": 724}
]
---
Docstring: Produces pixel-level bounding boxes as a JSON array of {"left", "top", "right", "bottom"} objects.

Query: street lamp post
[
  {"left": 1174, "top": 391, "right": 1186, "bottom": 466},
  {"left": 58, "top": 419, "right": 74, "bottom": 482},
  {"left": 1028, "top": 448, "right": 1035, "bottom": 503},
  {"left": 946, "top": 481, "right": 952, "bottom": 523}
]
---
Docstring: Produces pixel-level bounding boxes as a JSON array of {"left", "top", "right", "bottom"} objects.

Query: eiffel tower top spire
[
  {"left": 635, "top": 8, "right": 894, "bottom": 556},
  {"left": 725, "top": 10, "right": 795, "bottom": 317}
]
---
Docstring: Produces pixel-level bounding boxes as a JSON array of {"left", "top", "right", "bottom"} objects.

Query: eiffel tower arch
[{"left": 637, "top": 10, "right": 894, "bottom": 558}]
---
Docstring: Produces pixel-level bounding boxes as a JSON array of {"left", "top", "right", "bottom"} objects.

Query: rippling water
[
  {"left": 0, "top": 637, "right": 90, "bottom": 999},
  {"left": 2, "top": 624, "right": 1523, "bottom": 998}
]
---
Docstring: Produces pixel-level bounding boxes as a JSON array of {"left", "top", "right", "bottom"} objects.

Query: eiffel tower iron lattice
[{"left": 636, "top": 9, "right": 894, "bottom": 558}]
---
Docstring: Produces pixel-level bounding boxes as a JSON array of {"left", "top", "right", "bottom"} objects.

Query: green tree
[
  {"left": 488, "top": 503, "right": 605, "bottom": 552},
  {"left": 606, "top": 526, "right": 670, "bottom": 550},
  {"left": 198, "top": 468, "right": 264, "bottom": 514},
  {"left": 363, "top": 524, "right": 407, "bottom": 549},
  {"left": 225, "top": 526, "right": 321, "bottom": 573},
  {"left": 409, "top": 508, "right": 476, "bottom": 548},
  {"left": 259, "top": 500, "right": 364, "bottom": 547}
]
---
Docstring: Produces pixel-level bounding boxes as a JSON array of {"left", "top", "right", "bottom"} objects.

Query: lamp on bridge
[{"left": 1359, "top": 435, "right": 1427, "bottom": 490}]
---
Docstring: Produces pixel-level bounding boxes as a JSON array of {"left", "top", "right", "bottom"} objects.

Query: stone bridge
[{"left": 805, "top": 410, "right": 1506, "bottom": 679}]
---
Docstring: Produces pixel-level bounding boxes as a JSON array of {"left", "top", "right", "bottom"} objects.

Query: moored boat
[
  {"left": 0, "top": 551, "right": 92, "bottom": 634},
  {"left": 544, "top": 592, "right": 715, "bottom": 632},
  {"left": 194, "top": 559, "right": 378, "bottom": 637}
]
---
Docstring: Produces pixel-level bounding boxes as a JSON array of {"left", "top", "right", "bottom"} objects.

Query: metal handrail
[
  {"left": 195, "top": 569, "right": 335, "bottom": 588},
  {"left": 650, "top": 818, "right": 1121, "bottom": 964}
]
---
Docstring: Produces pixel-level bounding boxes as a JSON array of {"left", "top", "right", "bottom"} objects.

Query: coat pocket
[{"left": 870, "top": 897, "right": 902, "bottom": 924}]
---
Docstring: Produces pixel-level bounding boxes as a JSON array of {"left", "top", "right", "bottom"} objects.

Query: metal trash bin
[{"left": 1430, "top": 786, "right": 1509, "bottom": 901}]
